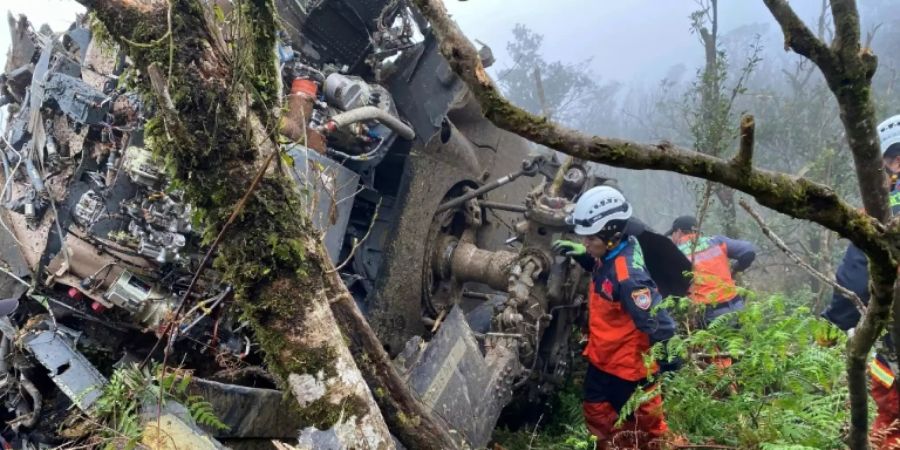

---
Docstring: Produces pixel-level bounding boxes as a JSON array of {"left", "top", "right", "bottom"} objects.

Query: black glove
[{"left": 658, "top": 355, "right": 684, "bottom": 373}]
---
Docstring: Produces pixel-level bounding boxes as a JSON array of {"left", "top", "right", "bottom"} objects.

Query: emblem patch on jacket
[
  {"left": 631, "top": 288, "right": 652, "bottom": 310},
  {"left": 601, "top": 279, "right": 614, "bottom": 298}
]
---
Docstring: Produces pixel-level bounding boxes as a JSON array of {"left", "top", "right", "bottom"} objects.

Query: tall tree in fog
[
  {"left": 686, "top": 0, "right": 761, "bottom": 239},
  {"left": 495, "top": 24, "right": 617, "bottom": 127}
]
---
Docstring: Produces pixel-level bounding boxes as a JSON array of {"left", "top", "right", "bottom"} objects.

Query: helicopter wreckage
[{"left": 0, "top": 1, "right": 690, "bottom": 448}]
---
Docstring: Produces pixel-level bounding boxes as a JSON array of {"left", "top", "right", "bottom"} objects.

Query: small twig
[
  {"left": 167, "top": 0, "right": 175, "bottom": 83},
  {"left": 430, "top": 309, "right": 447, "bottom": 334},
  {"left": 673, "top": 445, "right": 738, "bottom": 450},
  {"left": 0, "top": 266, "right": 29, "bottom": 288},
  {"left": 328, "top": 197, "right": 382, "bottom": 273},
  {"left": 527, "top": 413, "right": 544, "bottom": 449},
  {"left": 739, "top": 199, "right": 866, "bottom": 314}
]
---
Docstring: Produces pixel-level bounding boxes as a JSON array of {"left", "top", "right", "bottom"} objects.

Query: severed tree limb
[
  {"left": 731, "top": 115, "right": 754, "bottom": 171},
  {"left": 739, "top": 199, "right": 865, "bottom": 314}
]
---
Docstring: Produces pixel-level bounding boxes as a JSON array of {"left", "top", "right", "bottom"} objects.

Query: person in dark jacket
[
  {"left": 821, "top": 114, "right": 900, "bottom": 449},
  {"left": 667, "top": 215, "right": 757, "bottom": 326},
  {"left": 553, "top": 186, "right": 677, "bottom": 449}
]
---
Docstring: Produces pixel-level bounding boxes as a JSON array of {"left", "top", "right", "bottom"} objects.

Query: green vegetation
[
  {"left": 89, "top": 363, "right": 228, "bottom": 449},
  {"left": 493, "top": 294, "right": 853, "bottom": 449},
  {"left": 492, "top": 383, "right": 596, "bottom": 450}
]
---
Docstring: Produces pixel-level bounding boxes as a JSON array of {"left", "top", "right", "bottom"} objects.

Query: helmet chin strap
[
  {"left": 885, "top": 158, "right": 900, "bottom": 191},
  {"left": 602, "top": 232, "right": 623, "bottom": 249}
]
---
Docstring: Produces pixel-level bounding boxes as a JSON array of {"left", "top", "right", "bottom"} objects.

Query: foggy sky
[
  {"left": 445, "top": 0, "right": 825, "bottom": 84},
  {"left": 1, "top": 1, "right": 834, "bottom": 89}
]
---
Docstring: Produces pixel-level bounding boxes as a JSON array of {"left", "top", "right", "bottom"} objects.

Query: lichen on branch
[{"left": 84, "top": 0, "right": 364, "bottom": 431}]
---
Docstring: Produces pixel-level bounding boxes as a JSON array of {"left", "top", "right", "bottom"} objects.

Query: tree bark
[
  {"left": 763, "top": 0, "right": 887, "bottom": 224},
  {"left": 81, "top": 0, "right": 459, "bottom": 448}
]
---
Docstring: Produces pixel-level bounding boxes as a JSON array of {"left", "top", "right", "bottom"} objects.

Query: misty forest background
[{"left": 493, "top": 0, "right": 900, "bottom": 309}]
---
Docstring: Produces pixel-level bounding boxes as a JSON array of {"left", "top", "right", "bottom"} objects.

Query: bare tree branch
[
  {"left": 411, "top": 0, "right": 887, "bottom": 261},
  {"left": 740, "top": 199, "right": 865, "bottom": 314},
  {"left": 762, "top": 0, "right": 836, "bottom": 68},
  {"left": 763, "top": 0, "right": 887, "bottom": 225},
  {"left": 865, "top": 23, "right": 883, "bottom": 48}
]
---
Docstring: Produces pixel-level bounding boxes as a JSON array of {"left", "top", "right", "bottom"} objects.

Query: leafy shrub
[
  {"left": 494, "top": 294, "right": 852, "bottom": 449},
  {"left": 492, "top": 382, "right": 597, "bottom": 450},
  {"left": 90, "top": 363, "right": 228, "bottom": 449},
  {"left": 652, "top": 293, "right": 850, "bottom": 449}
]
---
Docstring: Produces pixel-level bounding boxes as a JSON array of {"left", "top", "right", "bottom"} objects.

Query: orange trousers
[
  {"left": 871, "top": 373, "right": 900, "bottom": 449},
  {"left": 583, "top": 385, "right": 667, "bottom": 449}
]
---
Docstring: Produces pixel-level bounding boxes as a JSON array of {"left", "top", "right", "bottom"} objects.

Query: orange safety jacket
[
  {"left": 579, "top": 237, "right": 675, "bottom": 381},
  {"left": 675, "top": 233, "right": 753, "bottom": 305}
]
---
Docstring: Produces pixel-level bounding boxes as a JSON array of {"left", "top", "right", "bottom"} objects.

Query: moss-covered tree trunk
[{"left": 79, "top": 0, "right": 458, "bottom": 448}]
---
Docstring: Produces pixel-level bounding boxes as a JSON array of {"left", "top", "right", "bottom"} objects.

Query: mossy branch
[
  {"left": 763, "top": 0, "right": 888, "bottom": 226},
  {"left": 409, "top": 0, "right": 887, "bottom": 264}
]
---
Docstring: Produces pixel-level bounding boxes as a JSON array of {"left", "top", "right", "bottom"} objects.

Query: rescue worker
[
  {"left": 552, "top": 186, "right": 678, "bottom": 449},
  {"left": 666, "top": 216, "right": 756, "bottom": 327},
  {"left": 822, "top": 114, "right": 900, "bottom": 449}
]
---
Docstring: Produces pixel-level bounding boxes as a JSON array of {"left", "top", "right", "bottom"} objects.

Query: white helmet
[
  {"left": 878, "top": 114, "right": 900, "bottom": 155},
  {"left": 566, "top": 186, "right": 632, "bottom": 236}
]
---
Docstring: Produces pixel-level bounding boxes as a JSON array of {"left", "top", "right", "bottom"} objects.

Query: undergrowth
[
  {"left": 88, "top": 363, "right": 228, "bottom": 449},
  {"left": 492, "top": 294, "right": 851, "bottom": 450},
  {"left": 492, "top": 383, "right": 596, "bottom": 450}
]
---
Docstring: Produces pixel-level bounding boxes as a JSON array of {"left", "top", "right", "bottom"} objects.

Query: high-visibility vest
[{"left": 676, "top": 234, "right": 737, "bottom": 305}]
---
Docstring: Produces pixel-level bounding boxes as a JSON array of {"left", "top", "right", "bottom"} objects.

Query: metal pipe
[
  {"left": 326, "top": 106, "right": 415, "bottom": 140},
  {"left": 437, "top": 157, "right": 544, "bottom": 213},
  {"left": 23, "top": 157, "right": 45, "bottom": 193},
  {"left": 19, "top": 375, "right": 42, "bottom": 428},
  {"left": 479, "top": 201, "right": 527, "bottom": 213},
  {"left": 461, "top": 290, "right": 495, "bottom": 301},
  {"left": 326, "top": 138, "right": 387, "bottom": 162},
  {"left": 0, "top": 152, "right": 11, "bottom": 203},
  {"left": 449, "top": 241, "right": 517, "bottom": 291},
  {"left": 0, "top": 337, "right": 9, "bottom": 375},
  {"left": 437, "top": 172, "right": 524, "bottom": 213}
]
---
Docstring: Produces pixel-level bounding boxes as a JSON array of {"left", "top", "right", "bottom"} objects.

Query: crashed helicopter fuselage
[{"left": 0, "top": 1, "right": 691, "bottom": 448}]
